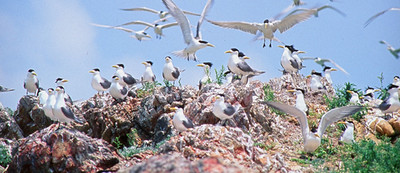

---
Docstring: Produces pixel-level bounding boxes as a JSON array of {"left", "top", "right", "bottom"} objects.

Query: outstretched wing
[
  {"left": 162, "top": 0, "right": 194, "bottom": 45},
  {"left": 277, "top": 8, "right": 315, "bottom": 33},
  {"left": 121, "top": 7, "right": 159, "bottom": 14},
  {"left": 322, "top": 58, "right": 349, "bottom": 75},
  {"left": 207, "top": 20, "right": 261, "bottom": 35},
  {"left": 317, "top": 105, "right": 362, "bottom": 137},
  {"left": 117, "top": 20, "right": 153, "bottom": 27},
  {"left": 364, "top": 8, "right": 400, "bottom": 27},
  {"left": 196, "top": 0, "right": 214, "bottom": 39}
]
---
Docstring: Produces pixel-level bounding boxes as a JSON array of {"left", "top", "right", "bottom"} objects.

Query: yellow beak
[
  {"left": 337, "top": 121, "right": 346, "bottom": 125},
  {"left": 112, "top": 65, "right": 118, "bottom": 68},
  {"left": 32, "top": 72, "right": 37, "bottom": 76},
  {"left": 62, "top": 79, "right": 68, "bottom": 83},
  {"left": 207, "top": 43, "right": 215, "bottom": 47},
  {"left": 297, "top": 51, "right": 306, "bottom": 54},
  {"left": 287, "top": 90, "right": 296, "bottom": 92},
  {"left": 169, "top": 107, "right": 178, "bottom": 111},
  {"left": 331, "top": 68, "right": 338, "bottom": 71},
  {"left": 346, "top": 90, "right": 353, "bottom": 94},
  {"left": 243, "top": 56, "right": 250, "bottom": 60},
  {"left": 142, "top": 62, "right": 147, "bottom": 65},
  {"left": 225, "top": 50, "right": 232, "bottom": 53},
  {"left": 197, "top": 64, "right": 205, "bottom": 67},
  {"left": 89, "top": 70, "right": 95, "bottom": 73},
  {"left": 55, "top": 88, "right": 60, "bottom": 91},
  {"left": 278, "top": 45, "right": 285, "bottom": 48}
]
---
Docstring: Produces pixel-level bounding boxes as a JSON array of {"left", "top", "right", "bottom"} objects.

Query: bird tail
[
  {"left": 253, "top": 70, "right": 265, "bottom": 76},
  {"left": 172, "top": 50, "right": 197, "bottom": 61}
]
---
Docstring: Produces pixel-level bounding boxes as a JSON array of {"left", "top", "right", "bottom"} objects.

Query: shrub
[{"left": 0, "top": 145, "right": 11, "bottom": 167}]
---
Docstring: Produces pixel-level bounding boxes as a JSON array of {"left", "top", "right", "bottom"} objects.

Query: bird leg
[{"left": 263, "top": 38, "right": 266, "bottom": 48}]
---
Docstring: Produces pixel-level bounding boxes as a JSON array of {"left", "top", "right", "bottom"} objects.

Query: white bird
[
  {"left": 207, "top": 8, "right": 315, "bottom": 48},
  {"left": 0, "top": 85, "right": 14, "bottom": 92},
  {"left": 121, "top": 7, "right": 200, "bottom": 21},
  {"left": 288, "top": 88, "right": 308, "bottom": 114},
  {"left": 323, "top": 66, "right": 337, "bottom": 84},
  {"left": 225, "top": 48, "right": 265, "bottom": 78},
  {"left": 285, "top": 5, "right": 346, "bottom": 18},
  {"left": 347, "top": 90, "right": 361, "bottom": 105},
  {"left": 109, "top": 76, "right": 128, "bottom": 101},
  {"left": 265, "top": 101, "right": 362, "bottom": 152},
  {"left": 92, "top": 23, "right": 151, "bottom": 41},
  {"left": 378, "top": 84, "right": 400, "bottom": 115},
  {"left": 301, "top": 57, "right": 349, "bottom": 75},
  {"left": 89, "top": 68, "right": 111, "bottom": 95},
  {"left": 162, "top": 0, "right": 215, "bottom": 61},
  {"left": 53, "top": 86, "right": 82, "bottom": 123},
  {"left": 307, "top": 70, "right": 325, "bottom": 91},
  {"left": 118, "top": 20, "right": 179, "bottom": 39},
  {"left": 393, "top": 76, "right": 400, "bottom": 86},
  {"left": 37, "top": 87, "right": 48, "bottom": 106},
  {"left": 170, "top": 107, "right": 194, "bottom": 132},
  {"left": 112, "top": 64, "right": 138, "bottom": 87},
  {"left": 141, "top": 61, "right": 156, "bottom": 83},
  {"left": 278, "top": 45, "right": 306, "bottom": 74},
  {"left": 362, "top": 87, "right": 380, "bottom": 104},
  {"left": 197, "top": 62, "right": 213, "bottom": 89},
  {"left": 43, "top": 88, "right": 56, "bottom": 121},
  {"left": 338, "top": 121, "right": 355, "bottom": 144},
  {"left": 212, "top": 95, "right": 239, "bottom": 123},
  {"left": 162, "top": 56, "right": 181, "bottom": 82},
  {"left": 364, "top": 8, "right": 400, "bottom": 27},
  {"left": 24, "top": 69, "right": 39, "bottom": 95},
  {"left": 55, "top": 78, "right": 73, "bottom": 106},
  {"left": 379, "top": 40, "right": 400, "bottom": 59}
]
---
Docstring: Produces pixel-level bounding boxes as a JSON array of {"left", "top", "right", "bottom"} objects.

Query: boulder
[
  {"left": 0, "top": 107, "right": 23, "bottom": 140},
  {"left": 367, "top": 117, "right": 395, "bottom": 136}
]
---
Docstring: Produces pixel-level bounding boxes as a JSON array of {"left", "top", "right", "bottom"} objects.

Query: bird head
[
  {"left": 394, "top": 76, "right": 400, "bottom": 83},
  {"left": 165, "top": 56, "right": 172, "bottom": 63},
  {"left": 199, "top": 40, "right": 214, "bottom": 47},
  {"left": 323, "top": 66, "right": 337, "bottom": 72},
  {"left": 238, "top": 52, "right": 250, "bottom": 60},
  {"left": 48, "top": 88, "right": 54, "bottom": 94},
  {"left": 89, "top": 68, "right": 100, "bottom": 74},
  {"left": 142, "top": 61, "right": 153, "bottom": 67},
  {"left": 55, "top": 86, "right": 65, "bottom": 93},
  {"left": 28, "top": 69, "right": 37, "bottom": 76},
  {"left": 55, "top": 78, "right": 68, "bottom": 84},
  {"left": 225, "top": 48, "right": 239, "bottom": 54},
  {"left": 112, "top": 64, "right": 124, "bottom": 69},
  {"left": 112, "top": 75, "right": 120, "bottom": 81}
]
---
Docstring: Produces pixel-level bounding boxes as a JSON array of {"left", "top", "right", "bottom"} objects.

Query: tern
[
  {"left": 141, "top": 61, "right": 156, "bottom": 83},
  {"left": 212, "top": 95, "right": 239, "bottom": 125},
  {"left": 285, "top": 5, "right": 345, "bottom": 18},
  {"left": 347, "top": 90, "right": 361, "bottom": 105},
  {"left": 121, "top": 7, "right": 200, "bottom": 22},
  {"left": 197, "top": 62, "right": 213, "bottom": 89},
  {"left": 162, "top": 0, "right": 215, "bottom": 61},
  {"left": 207, "top": 8, "right": 315, "bottom": 47},
  {"left": 225, "top": 48, "right": 265, "bottom": 78},
  {"left": 117, "top": 20, "right": 178, "bottom": 39},
  {"left": 37, "top": 87, "right": 48, "bottom": 106},
  {"left": 278, "top": 45, "right": 306, "bottom": 73},
  {"left": 288, "top": 88, "right": 308, "bottom": 114},
  {"left": 364, "top": 8, "right": 400, "bottom": 27},
  {"left": 265, "top": 101, "right": 362, "bottom": 152},
  {"left": 53, "top": 86, "right": 82, "bottom": 124},
  {"left": 378, "top": 84, "right": 400, "bottom": 115},
  {"left": 55, "top": 78, "right": 73, "bottom": 106},
  {"left": 0, "top": 85, "right": 14, "bottom": 92},
  {"left": 170, "top": 107, "right": 194, "bottom": 132},
  {"left": 89, "top": 68, "right": 111, "bottom": 95},
  {"left": 323, "top": 66, "right": 337, "bottom": 84},
  {"left": 92, "top": 23, "right": 151, "bottom": 41},
  {"left": 307, "top": 70, "right": 325, "bottom": 91},
  {"left": 109, "top": 76, "right": 128, "bottom": 101},
  {"left": 162, "top": 56, "right": 181, "bottom": 82},
  {"left": 43, "top": 88, "right": 56, "bottom": 121},
  {"left": 301, "top": 57, "right": 349, "bottom": 75},
  {"left": 338, "top": 121, "right": 355, "bottom": 144},
  {"left": 24, "top": 69, "right": 39, "bottom": 95},
  {"left": 112, "top": 64, "right": 138, "bottom": 87},
  {"left": 379, "top": 40, "right": 400, "bottom": 59}
]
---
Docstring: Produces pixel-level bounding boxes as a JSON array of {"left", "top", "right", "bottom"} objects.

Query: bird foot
[{"left": 263, "top": 43, "right": 266, "bottom": 48}]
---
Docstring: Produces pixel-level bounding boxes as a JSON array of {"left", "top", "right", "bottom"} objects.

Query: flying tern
[
  {"left": 379, "top": 40, "right": 400, "bottom": 59},
  {"left": 121, "top": 7, "right": 200, "bottom": 22},
  {"left": 92, "top": 23, "right": 151, "bottom": 41},
  {"left": 117, "top": 20, "right": 178, "bottom": 39},
  {"left": 301, "top": 57, "right": 349, "bottom": 75},
  {"left": 364, "top": 8, "right": 400, "bottom": 27}
]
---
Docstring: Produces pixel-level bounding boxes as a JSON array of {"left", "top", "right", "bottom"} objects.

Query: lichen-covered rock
[
  {"left": 7, "top": 124, "right": 121, "bottom": 172},
  {"left": 367, "top": 117, "right": 395, "bottom": 136},
  {"left": 0, "top": 107, "right": 23, "bottom": 140}
]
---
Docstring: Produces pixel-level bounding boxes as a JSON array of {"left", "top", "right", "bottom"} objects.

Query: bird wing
[
  {"left": 196, "top": 0, "right": 215, "bottom": 39},
  {"left": 120, "top": 86, "right": 128, "bottom": 95},
  {"left": 264, "top": 101, "right": 309, "bottom": 140},
  {"left": 100, "top": 78, "right": 111, "bottom": 89},
  {"left": 117, "top": 20, "right": 153, "bottom": 27},
  {"left": 378, "top": 100, "right": 391, "bottom": 111},
  {"left": 61, "top": 107, "right": 76, "bottom": 120},
  {"left": 317, "top": 105, "right": 362, "bottom": 137},
  {"left": 223, "top": 103, "right": 236, "bottom": 116},
  {"left": 276, "top": 8, "right": 315, "bottom": 33},
  {"left": 300, "top": 57, "right": 316, "bottom": 61},
  {"left": 162, "top": 0, "right": 195, "bottom": 44},
  {"left": 364, "top": 8, "right": 400, "bottom": 27},
  {"left": 182, "top": 10, "right": 201, "bottom": 16},
  {"left": 92, "top": 23, "right": 135, "bottom": 33},
  {"left": 64, "top": 94, "right": 73, "bottom": 106},
  {"left": 237, "top": 61, "right": 255, "bottom": 72},
  {"left": 182, "top": 118, "right": 194, "bottom": 128},
  {"left": 315, "top": 5, "right": 346, "bottom": 17},
  {"left": 321, "top": 58, "right": 349, "bottom": 75},
  {"left": 207, "top": 20, "right": 260, "bottom": 35},
  {"left": 123, "top": 74, "right": 137, "bottom": 85},
  {"left": 120, "top": 7, "right": 159, "bottom": 14},
  {"left": 172, "top": 67, "right": 180, "bottom": 79},
  {"left": 290, "top": 59, "right": 300, "bottom": 70},
  {"left": 161, "top": 22, "right": 179, "bottom": 29}
]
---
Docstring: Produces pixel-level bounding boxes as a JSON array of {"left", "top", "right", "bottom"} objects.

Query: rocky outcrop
[
  {"left": 0, "top": 107, "right": 23, "bottom": 140},
  {"left": 7, "top": 124, "right": 121, "bottom": 172}
]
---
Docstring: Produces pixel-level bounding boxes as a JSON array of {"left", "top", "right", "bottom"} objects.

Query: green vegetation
[
  {"left": 263, "top": 84, "right": 285, "bottom": 115},
  {"left": 377, "top": 72, "right": 389, "bottom": 100},
  {"left": 119, "top": 135, "right": 171, "bottom": 158},
  {"left": 215, "top": 65, "right": 226, "bottom": 85},
  {"left": 254, "top": 142, "right": 276, "bottom": 151},
  {"left": 325, "top": 82, "right": 361, "bottom": 110},
  {"left": 137, "top": 81, "right": 162, "bottom": 98},
  {"left": 126, "top": 128, "right": 139, "bottom": 146},
  {"left": 112, "top": 136, "right": 123, "bottom": 149},
  {"left": 0, "top": 145, "right": 11, "bottom": 167}
]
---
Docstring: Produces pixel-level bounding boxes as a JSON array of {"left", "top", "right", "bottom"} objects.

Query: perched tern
[
  {"left": 265, "top": 101, "right": 362, "bottom": 152},
  {"left": 307, "top": 70, "right": 324, "bottom": 91},
  {"left": 89, "top": 68, "right": 111, "bottom": 95},
  {"left": 225, "top": 48, "right": 265, "bottom": 77},
  {"left": 301, "top": 57, "right": 349, "bottom": 75},
  {"left": 162, "top": 0, "right": 215, "bottom": 61},
  {"left": 207, "top": 8, "right": 315, "bottom": 47},
  {"left": 197, "top": 62, "right": 213, "bottom": 89},
  {"left": 379, "top": 40, "right": 400, "bottom": 59},
  {"left": 118, "top": 20, "right": 178, "bottom": 39},
  {"left": 121, "top": 7, "right": 200, "bottom": 21},
  {"left": 170, "top": 107, "right": 194, "bottom": 132},
  {"left": 43, "top": 88, "right": 56, "bottom": 121},
  {"left": 55, "top": 78, "right": 73, "bottom": 106},
  {"left": 347, "top": 90, "right": 361, "bottom": 105},
  {"left": 53, "top": 86, "right": 82, "bottom": 123},
  {"left": 364, "top": 8, "right": 400, "bottom": 27},
  {"left": 378, "top": 84, "right": 400, "bottom": 115},
  {"left": 141, "top": 61, "right": 156, "bottom": 83},
  {"left": 24, "top": 69, "right": 39, "bottom": 95},
  {"left": 162, "top": 56, "right": 180, "bottom": 82},
  {"left": 278, "top": 45, "right": 306, "bottom": 73},
  {"left": 323, "top": 66, "right": 337, "bottom": 84},
  {"left": 212, "top": 95, "right": 239, "bottom": 124},
  {"left": 92, "top": 23, "right": 151, "bottom": 41},
  {"left": 109, "top": 76, "right": 128, "bottom": 101},
  {"left": 37, "top": 87, "right": 48, "bottom": 106},
  {"left": 288, "top": 88, "right": 308, "bottom": 114},
  {"left": 338, "top": 121, "right": 355, "bottom": 144},
  {"left": 0, "top": 85, "right": 14, "bottom": 92},
  {"left": 112, "top": 64, "right": 138, "bottom": 87}
]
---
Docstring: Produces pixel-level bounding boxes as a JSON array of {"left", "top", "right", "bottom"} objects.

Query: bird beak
[
  {"left": 374, "top": 89, "right": 381, "bottom": 92},
  {"left": 55, "top": 88, "right": 60, "bottom": 91},
  {"left": 215, "top": 95, "right": 221, "bottom": 100},
  {"left": 112, "top": 65, "right": 118, "bottom": 68},
  {"left": 306, "top": 75, "right": 311, "bottom": 78},
  {"left": 315, "top": 134, "right": 320, "bottom": 138},
  {"left": 115, "top": 77, "right": 119, "bottom": 80},
  {"left": 359, "top": 96, "right": 364, "bottom": 99},
  {"left": 225, "top": 50, "right": 232, "bottom": 53},
  {"left": 331, "top": 68, "right": 337, "bottom": 71},
  {"left": 243, "top": 56, "right": 251, "bottom": 60},
  {"left": 337, "top": 121, "right": 346, "bottom": 125},
  {"left": 278, "top": 45, "right": 285, "bottom": 48},
  {"left": 62, "top": 79, "right": 68, "bottom": 83},
  {"left": 146, "top": 35, "right": 152, "bottom": 38},
  {"left": 141, "top": 62, "right": 147, "bottom": 65},
  {"left": 346, "top": 90, "right": 352, "bottom": 94},
  {"left": 169, "top": 107, "right": 178, "bottom": 111},
  {"left": 297, "top": 51, "right": 306, "bottom": 54},
  {"left": 197, "top": 64, "right": 205, "bottom": 67},
  {"left": 207, "top": 43, "right": 215, "bottom": 47},
  {"left": 89, "top": 70, "right": 95, "bottom": 73},
  {"left": 287, "top": 90, "right": 296, "bottom": 92},
  {"left": 32, "top": 72, "right": 37, "bottom": 76}
]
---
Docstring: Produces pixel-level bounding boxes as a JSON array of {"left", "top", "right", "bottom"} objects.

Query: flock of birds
[{"left": 1, "top": 0, "right": 399, "bottom": 153}]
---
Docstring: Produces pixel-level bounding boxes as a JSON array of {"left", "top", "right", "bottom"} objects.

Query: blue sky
[{"left": 0, "top": 0, "right": 399, "bottom": 109}]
